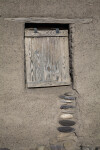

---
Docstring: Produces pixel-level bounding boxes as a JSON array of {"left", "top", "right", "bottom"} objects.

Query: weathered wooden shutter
[{"left": 25, "top": 28, "right": 70, "bottom": 88}]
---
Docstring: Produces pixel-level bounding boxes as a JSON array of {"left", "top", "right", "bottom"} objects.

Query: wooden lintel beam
[{"left": 4, "top": 17, "right": 92, "bottom": 24}]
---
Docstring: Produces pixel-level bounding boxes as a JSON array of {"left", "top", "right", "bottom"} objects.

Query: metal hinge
[
  {"left": 56, "top": 28, "right": 59, "bottom": 33},
  {"left": 34, "top": 28, "right": 37, "bottom": 33}
]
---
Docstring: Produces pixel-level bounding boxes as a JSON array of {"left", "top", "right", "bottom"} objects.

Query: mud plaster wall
[{"left": 0, "top": 0, "right": 100, "bottom": 150}]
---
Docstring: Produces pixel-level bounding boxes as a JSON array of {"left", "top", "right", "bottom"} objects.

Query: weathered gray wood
[
  {"left": 25, "top": 29, "right": 70, "bottom": 87},
  {"left": 5, "top": 17, "right": 92, "bottom": 24},
  {"left": 25, "top": 38, "right": 32, "bottom": 83},
  {"left": 25, "top": 29, "right": 68, "bottom": 37},
  {"left": 27, "top": 81, "right": 70, "bottom": 88}
]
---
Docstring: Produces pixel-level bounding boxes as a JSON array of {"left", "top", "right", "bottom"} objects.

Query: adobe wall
[{"left": 0, "top": 0, "right": 100, "bottom": 150}]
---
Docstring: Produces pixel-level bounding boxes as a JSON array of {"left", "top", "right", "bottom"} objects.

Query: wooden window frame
[{"left": 25, "top": 28, "right": 71, "bottom": 88}]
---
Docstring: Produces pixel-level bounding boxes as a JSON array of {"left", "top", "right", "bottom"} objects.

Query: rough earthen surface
[{"left": 0, "top": 0, "right": 100, "bottom": 150}]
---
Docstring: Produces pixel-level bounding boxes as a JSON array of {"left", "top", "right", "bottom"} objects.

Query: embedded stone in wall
[
  {"left": 81, "top": 146, "right": 94, "bottom": 150},
  {"left": 60, "top": 100, "right": 72, "bottom": 103},
  {"left": 95, "top": 147, "right": 100, "bottom": 150},
  {"left": 64, "top": 140, "right": 77, "bottom": 150},
  {"left": 59, "top": 95, "right": 76, "bottom": 100},
  {"left": 60, "top": 105, "right": 75, "bottom": 109},
  {"left": 60, "top": 114, "right": 73, "bottom": 119},
  {"left": 59, "top": 120, "right": 75, "bottom": 126},
  {"left": 64, "top": 92, "right": 74, "bottom": 96},
  {"left": 50, "top": 144, "right": 65, "bottom": 150},
  {"left": 36, "top": 146, "right": 46, "bottom": 150},
  {"left": 0, "top": 149, "right": 10, "bottom": 150},
  {"left": 57, "top": 127, "right": 75, "bottom": 133}
]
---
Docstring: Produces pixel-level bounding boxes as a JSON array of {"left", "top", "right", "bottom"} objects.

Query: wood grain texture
[
  {"left": 25, "top": 29, "right": 70, "bottom": 87},
  {"left": 5, "top": 17, "right": 93, "bottom": 24},
  {"left": 25, "top": 29, "right": 68, "bottom": 37}
]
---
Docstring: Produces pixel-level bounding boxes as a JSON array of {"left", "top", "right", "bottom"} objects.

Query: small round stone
[
  {"left": 64, "top": 92, "right": 74, "bottom": 96},
  {"left": 60, "top": 114, "right": 73, "bottom": 119},
  {"left": 37, "top": 146, "right": 46, "bottom": 150},
  {"left": 57, "top": 127, "right": 75, "bottom": 133},
  {"left": 61, "top": 100, "right": 72, "bottom": 103},
  {"left": 59, "top": 120, "right": 75, "bottom": 126}
]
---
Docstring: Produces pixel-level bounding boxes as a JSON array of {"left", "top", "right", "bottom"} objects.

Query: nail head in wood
[{"left": 34, "top": 28, "right": 37, "bottom": 33}]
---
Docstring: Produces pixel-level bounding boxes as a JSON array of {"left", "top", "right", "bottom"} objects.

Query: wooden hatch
[{"left": 25, "top": 28, "right": 70, "bottom": 88}]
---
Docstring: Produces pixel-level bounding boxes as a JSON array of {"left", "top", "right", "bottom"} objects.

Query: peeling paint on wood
[{"left": 25, "top": 29, "right": 70, "bottom": 87}]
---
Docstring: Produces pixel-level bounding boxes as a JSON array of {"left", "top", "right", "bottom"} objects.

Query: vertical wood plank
[
  {"left": 25, "top": 38, "right": 32, "bottom": 83},
  {"left": 25, "top": 30, "right": 70, "bottom": 87}
]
